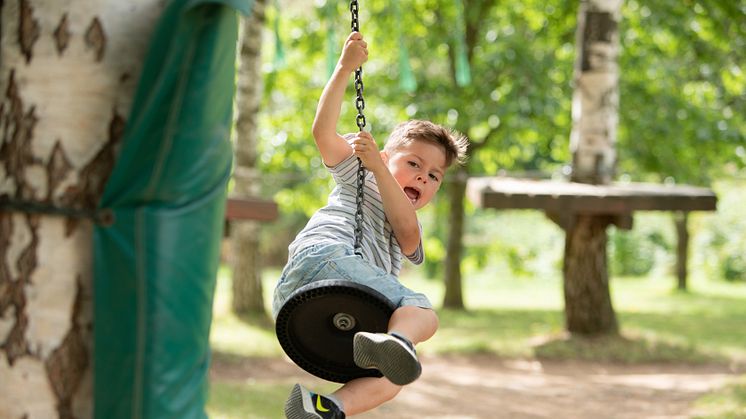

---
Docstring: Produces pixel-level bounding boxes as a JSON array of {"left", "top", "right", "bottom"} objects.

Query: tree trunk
[
  {"left": 569, "top": 0, "right": 621, "bottom": 185},
  {"left": 674, "top": 211, "right": 689, "bottom": 291},
  {"left": 231, "top": 0, "right": 267, "bottom": 315},
  {"left": 563, "top": 215, "right": 618, "bottom": 335},
  {"left": 442, "top": 168, "right": 468, "bottom": 309},
  {"left": 564, "top": 0, "right": 621, "bottom": 335},
  {"left": 0, "top": 1, "right": 162, "bottom": 418}
]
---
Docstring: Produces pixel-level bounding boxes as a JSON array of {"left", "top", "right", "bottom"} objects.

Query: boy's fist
[
  {"left": 339, "top": 32, "right": 368, "bottom": 71},
  {"left": 351, "top": 131, "right": 384, "bottom": 172}
]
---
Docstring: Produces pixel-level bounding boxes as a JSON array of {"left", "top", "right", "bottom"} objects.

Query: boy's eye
[
  {"left": 408, "top": 161, "right": 418, "bottom": 168},
  {"left": 429, "top": 174, "right": 440, "bottom": 182}
]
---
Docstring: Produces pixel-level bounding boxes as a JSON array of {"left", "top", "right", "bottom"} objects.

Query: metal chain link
[{"left": 350, "top": 0, "right": 367, "bottom": 257}]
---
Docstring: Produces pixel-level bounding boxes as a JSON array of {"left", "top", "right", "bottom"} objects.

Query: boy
[{"left": 273, "top": 32, "right": 468, "bottom": 418}]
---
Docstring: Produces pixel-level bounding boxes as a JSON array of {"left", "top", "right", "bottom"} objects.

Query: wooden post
[{"left": 674, "top": 211, "right": 690, "bottom": 291}]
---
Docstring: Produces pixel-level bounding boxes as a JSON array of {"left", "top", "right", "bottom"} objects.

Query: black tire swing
[{"left": 274, "top": 1, "right": 397, "bottom": 384}]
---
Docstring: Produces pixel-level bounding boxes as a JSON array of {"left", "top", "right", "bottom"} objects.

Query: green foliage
[
  {"left": 617, "top": 0, "right": 746, "bottom": 184},
  {"left": 609, "top": 219, "right": 673, "bottom": 277},
  {"left": 255, "top": 0, "right": 745, "bottom": 282},
  {"left": 698, "top": 181, "right": 746, "bottom": 282},
  {"left": 258, "top": 0, "right": 578, "bottom": 223},
  {"left": 459, "top": 209, "right": 564, "bottom": 279}
]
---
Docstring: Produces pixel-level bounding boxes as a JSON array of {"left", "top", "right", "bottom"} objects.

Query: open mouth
[{"left": 404, "top": 187, "right": 420, "bottom": 204}]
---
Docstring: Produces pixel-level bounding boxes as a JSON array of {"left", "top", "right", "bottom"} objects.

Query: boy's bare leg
[
  {"left": 332, "top": 377, "right": 402, "bottom": 416},
  {"left": 388, "top": 306, "right": 439, "bottom": 344},
  {"left": 331, "top": 307, "right": 436, "bottom": 415}
]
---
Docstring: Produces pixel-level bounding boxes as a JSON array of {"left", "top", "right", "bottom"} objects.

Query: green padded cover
[{"left": 93, "top": 1, "right": 251, "bottom": 418}]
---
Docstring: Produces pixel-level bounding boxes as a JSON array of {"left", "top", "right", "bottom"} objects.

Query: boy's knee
[{"left": 430, "top": 309, "right": 440, "bottom": 331}]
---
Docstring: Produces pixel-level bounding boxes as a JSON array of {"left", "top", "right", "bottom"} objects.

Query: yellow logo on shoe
[{"left": 315, "top": 395, "right": 330, "bottom": 412}]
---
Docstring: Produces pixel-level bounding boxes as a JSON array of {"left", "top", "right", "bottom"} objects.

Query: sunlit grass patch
[
  {"left": 210, "top": 268, "right": 282, "bottom": 358},
  {"left": 533, "top": 332, "right": 724, "bottom": 364},
  {"left": 693, "top": 377, "right": 746, "bottom": 419},
  {"left": 207, "top": 381, "right": 289, "bottom": 419}
]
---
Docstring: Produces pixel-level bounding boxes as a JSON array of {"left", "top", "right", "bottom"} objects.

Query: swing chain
[
  {"left": 350, "top": 0, "right": 366, "bottom": 131},
  {"left": 350, "top": 0, "right": 366, "bottom": 257}
]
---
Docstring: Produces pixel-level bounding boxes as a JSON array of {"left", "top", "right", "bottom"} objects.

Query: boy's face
[{"left": 381, "top": 139, "right": 447, "bottom": 210}]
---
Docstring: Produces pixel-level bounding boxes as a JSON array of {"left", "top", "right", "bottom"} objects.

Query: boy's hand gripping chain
[{"left": 351, "top": 0, "right": 366, "bottom": 257}]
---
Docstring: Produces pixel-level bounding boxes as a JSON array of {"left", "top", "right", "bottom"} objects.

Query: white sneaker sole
[
  {"left": 353, "top": 332, "right": 421, "bottom": 385},
  {"left": 284, "top": 384, "right": 321, "bottom": 419}
]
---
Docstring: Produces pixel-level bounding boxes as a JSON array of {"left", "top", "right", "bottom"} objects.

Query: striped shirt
[{"left": 288, "top": 153, "right": 424, "bottom": 276}]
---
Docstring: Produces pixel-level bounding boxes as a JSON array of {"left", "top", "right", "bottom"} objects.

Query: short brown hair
[{"left": 384, "top": 120, "right": 468, "bottom": 167}]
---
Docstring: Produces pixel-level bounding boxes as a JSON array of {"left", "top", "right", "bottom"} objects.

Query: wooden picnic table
[
  {"left": 466, "top": 177, "right": 718, "bottom": 290},
  {"left": 467, "top": 177, "right": 717, "bottom": 215}
]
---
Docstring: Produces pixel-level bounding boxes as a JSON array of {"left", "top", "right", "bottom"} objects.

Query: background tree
[
  {"left": 562, "top": 0, "right": 622, "bottom": 335},
  {"left": 0, "top": 1, "right": 163, "bottom": 417},
  {"left": 231, "top": 0, "right": 268, "bottom": 314}
]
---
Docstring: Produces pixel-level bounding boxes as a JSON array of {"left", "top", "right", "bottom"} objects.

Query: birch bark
[
  {"left": 563, "top": 0, "right": 622, "bottom": 335},
  {"left": 0, "top": 1, "right": 162, "bottom": 417}
]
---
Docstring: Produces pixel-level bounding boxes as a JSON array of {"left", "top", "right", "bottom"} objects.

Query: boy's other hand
[
  {"left": 351, "top": 131, "right": 385, "bottom": 173},
  {"left": 339, "top": 32, "right": 368, "bottom": 72}
]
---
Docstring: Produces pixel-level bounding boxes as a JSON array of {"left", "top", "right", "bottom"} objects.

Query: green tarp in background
[{"left": 93, "top": 1, "right": 252, "bottom": 417}]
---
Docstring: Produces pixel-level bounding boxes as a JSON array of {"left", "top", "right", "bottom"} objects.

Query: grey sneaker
[
  {"left": 284, "top": 384, "right": 345, "bottom": 419},
  {"left": 353, "top": 332, "right": 422, "bottom": 385}
]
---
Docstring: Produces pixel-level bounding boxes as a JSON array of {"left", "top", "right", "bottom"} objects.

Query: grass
[
  {"left": 208, "top": 382, "right": 289, "bottom": 419},
  {"left": 693, "top": 377, "right": 746, "bottom": 419},
  {"left": 207, "top": 266, "right": 746, "bottom": 417}
]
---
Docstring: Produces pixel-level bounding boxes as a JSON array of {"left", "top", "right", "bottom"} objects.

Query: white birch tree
[
  {"left": 563, "top": 0, "right": 622, "bottom": 335},
  {"left": 0, "top": 1, "right": 163, "bottom": 417}
]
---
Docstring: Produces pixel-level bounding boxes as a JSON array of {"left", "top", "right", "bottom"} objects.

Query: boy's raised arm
[{"left": 312, "top": 32, "right": 368, "bottom": 167}]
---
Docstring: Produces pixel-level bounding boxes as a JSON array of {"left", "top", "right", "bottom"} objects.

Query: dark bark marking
[
  {"left": 78, "top": 109, "right": 123, "bottom": 206},
  {"left": 1, "top": 71, "right": 40, "bottom": 201},
  {"left": 2, "top": 214, "right": 38, "bottom": 364},
  {"left": 46, "top": 140, "right": 73, "bottom": 202},
  {"left": 84, "top": 17, "right": 106, "bottom": 62},
  {"left": 46, "top": 276, "right": 89, "bottom": 419},
  {"left": 17, "top": 0, "right": 40, "bottom": 63},
  {"left": 580, "top": 11, "right": 617, "bottom": 72},
  {"left": 53, "top": 14, "right": 70, "bottom": 55},
  {"left": 0, "top": 213, "right": 12, "bottom": 310},
  {"left": 58, "top": 110, "right": 123, "bottom": 235}
]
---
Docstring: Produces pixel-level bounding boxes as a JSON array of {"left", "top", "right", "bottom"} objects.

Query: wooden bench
[{"left": 225, "top": 197, "right": 278, "bottom": 221}]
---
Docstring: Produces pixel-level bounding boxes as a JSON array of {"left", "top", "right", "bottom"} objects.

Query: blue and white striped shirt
[{"left": 288, "top": 153, "right": 424, "bottom": 276}]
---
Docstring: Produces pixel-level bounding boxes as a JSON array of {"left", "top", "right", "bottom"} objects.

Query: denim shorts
[{"left": 271, "top": 242, "right": 432, "bottom": 320}]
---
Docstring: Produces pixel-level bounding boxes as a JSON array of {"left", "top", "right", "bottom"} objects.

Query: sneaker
[
  {"left": 353, "top": 332, "right": 422, "bottom": 385},
  {"left": 284, "top": 384, "right": 345, "bottom": 419}
]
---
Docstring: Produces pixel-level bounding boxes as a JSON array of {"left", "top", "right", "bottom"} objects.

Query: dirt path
[{"left": 211, "top": 355, "right": 739, "bottom": 418}]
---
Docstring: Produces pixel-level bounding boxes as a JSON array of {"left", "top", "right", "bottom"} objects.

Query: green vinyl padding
[{"left": 93, "top": 1, "right": 252, "bottom": 418}]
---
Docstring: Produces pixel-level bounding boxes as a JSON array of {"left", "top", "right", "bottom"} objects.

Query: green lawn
[
  {"left": 210, "top": 267, "right": 746, "bottom": 363},
  {"left": 208, "top": 266, "right": 746, "bottom": 417}
]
